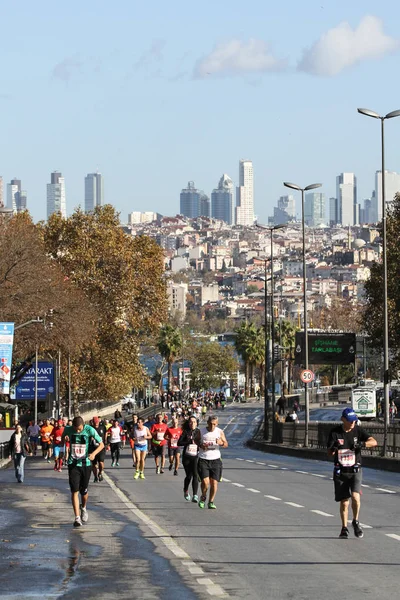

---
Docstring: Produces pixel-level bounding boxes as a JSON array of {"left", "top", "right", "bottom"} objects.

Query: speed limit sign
[{"left": 300, "top": 369, "right": 315, "bottom": 383}]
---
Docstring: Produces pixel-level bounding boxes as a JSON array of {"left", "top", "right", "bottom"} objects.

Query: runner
[
  {"left": 133, "top": 417, "right": 152, "bottom": 479},
  {"left": 107, "top": 419, "right": 122, "bottom": 467},
  {"left": 327, "top": 407, "right": 377, "bottom": 539},
  {"left": 165, "top": 416, "right": 183, "bottom": 476},
  {"left": 197, "top": 415, "right": 228, "bottom": 509},
  {"left": 40, "top": 419, "right": 54, "bottom": 462},
  {"left": 150, "top": 413, "right": 168, "bottom": 474},
  {"left": 62, "top": 416, "right": 104, "bottom": 528},
  {"left": 90, "top": 416, "right": 107, "bottom": 482},
  {"left": 27, "top": 421, "right": 40, "bottom": 456},
  {"left": 51, "top": 419, "right": 65, "bottom": 472},
  {"left": 128, "top": 414, "right": 139, "bottom": 468},
  {"left": 201, "top": 403, "right": 207, "bottom": 422},
  {"left": 178, "top": 416, "right": 201, "bottom": 502}
]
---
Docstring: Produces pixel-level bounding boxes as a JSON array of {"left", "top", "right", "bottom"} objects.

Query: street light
[
  {"left": 358, "top": 107, "right": 400, "bottom": 456},
  {"left": 283, "top": 182, "right": 322, "bottom": 447},
  {"left": 256, "top": 223, "right": 286, "bottom": 440}
]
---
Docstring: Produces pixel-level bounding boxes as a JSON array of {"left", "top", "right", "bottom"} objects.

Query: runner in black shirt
[
  {"left": 327, "top": 407, "right": 377, "bottom": 539},
  {"left": 90, "top": 416, "right": 107, "bottom": 482}
]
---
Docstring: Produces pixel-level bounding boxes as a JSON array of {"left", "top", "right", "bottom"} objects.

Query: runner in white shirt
[
  {"left": 133, "top": 417, "right": 152, "bottom": 480},
  {"left": 197, "top": 415, "right": 228, "bottom": 509},
  {"left": 107, "top": 420, "right": 122, "bottom": 467}
]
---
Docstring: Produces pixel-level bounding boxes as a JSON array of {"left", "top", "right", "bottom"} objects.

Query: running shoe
[
  {"left": 184, "top": 492, "right": 191, "bottom": 501},
  {"left": 339, "top": 526, "right": 349, "bottom": 539},
  {"left": 116, "top": 462, "right": 120, "bottom": 467},
  {"left": 73, "top": 516, "right": 83, "bottom": 528},
  {"left": 134, "top": 471, "right": 140, "bottom": 480},
  {"left": 198, "top": 497, "right": 206, "bottom": 509},
  {"left": 160, "top": 468, "right": 165, "bottom": 474},
  {"left": 47, "top": 459, "right": 51, "bottom": 463},
  {"left": 139, "top": 472, "right": 145, "bottom": 479},
  {"left": 80, "top": 506, "right": 88, "bottom": 523},
  {"left": 57, "top": 468, "right": 62, "bottom": 473},
  {"left": 53, "top": 465, "right": 58, "bottom": 471},
  {"left": 192, "top": 495, "right": 199, "bottom": 503},
  {"left": 156, "top": 467, "right": 160, "bottom": 475},
  {"left": 352, "top": 520, "right": 364, "bottom": 538},
  {"left": 94, "top": 476, "right": 98, "bottom": 483},
  {"left": 98, "top": 473, "right": 103, "bottom": 482},
  {"left": 174, "top": 470, "right": 178, "bottom": 476},
  {"left": 111, "top": 462, "right": 115, "bottom": 468},
  {"left": 169, "top": 463, "right": 173, "bottom": 471},
  {"left": 208, "top": 502, "right": 217, "bottom": 510}
]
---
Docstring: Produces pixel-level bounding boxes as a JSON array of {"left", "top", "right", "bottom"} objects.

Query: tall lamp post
[
  {"left": 256, "top": 223, "right": 286, "bottom": 440},
  {"left": 358, "top": 108, "right": 400, "bottom": 456},
  {"left": 283, "top": 182, "right": 322, "bottom": 447}
]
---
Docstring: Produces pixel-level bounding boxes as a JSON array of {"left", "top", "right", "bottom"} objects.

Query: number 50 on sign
[{"left": 300, "top": 369, "right": 315, "bottom": 384}]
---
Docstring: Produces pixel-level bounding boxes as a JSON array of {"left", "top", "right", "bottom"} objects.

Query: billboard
[
  {"left": 15, "top": 361, "right": 55, "bottom": 400},
  {"left": 294, "top": 332, "right": 356, "bottom": 366},
  {"left": 0, "top": 322, "right": 14, "bottom": 394}
]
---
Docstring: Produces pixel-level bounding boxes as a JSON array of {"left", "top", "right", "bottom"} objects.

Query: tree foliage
[
  {"left": 234, "top": 322, "right": 264, "bottom": 396},
  {"left": 188, "top": 340, "right": 238, "bottom": 391},
  {"left": 157, "top": 324, "right": 182, "bottom": 391}
]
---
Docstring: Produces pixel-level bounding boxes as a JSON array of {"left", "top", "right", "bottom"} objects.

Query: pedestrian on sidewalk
[{"left": 8, "top": 423, "right": 31, "bottom": 483}]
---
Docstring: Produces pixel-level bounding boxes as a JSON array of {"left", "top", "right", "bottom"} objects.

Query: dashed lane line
[
  {"left": 221, "top": 478, "right": 231, "bottom": 483},
  {"left": 295, "top": 470, "right": 309, "bottom": 474},
  {"left": 376, "top": 488, "right": 396, "bottom": 494},
  {"left": 232, "top": 482, "right": 245, "bottom": 488},
  {"left": 311, "top": 473, "right": 327, "bottom": 478},
  {"left": 247, "top": 488, "right": 261, "bottom": 493},
  {"left": 361, "top": 484, "right": 370, "bottom": 488},
  {"left": 265, "top": 495, "right": 282, "bottom": 501},
  {"left": 285, "top": 502, "right": 304, "bottom": 508},
  {"left": 268, "top": 464, "right": 279, "bottom": 468},
  {"left": 386, "top": 534, "right": 400, "bottom": 541},
  {"left": 235, "top": 458, "right": 244, "bottom": 461},
  {"left": 245, "top": 459, "right": 255, "bottom": 463},
  {"left": 256, "top": 462, "right": 266, "bottom": 465},
  {"left": 103, "top": 474, "right": 229, "bottom": 598},
  {"left": 311, "top": 510, "right": 334, "bottom": 517}
]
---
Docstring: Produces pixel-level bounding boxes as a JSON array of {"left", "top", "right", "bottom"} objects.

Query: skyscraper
[
  {"left": 236, "top": 159, "right": 254, "bottom": 226},
  {"left": 211, "top": 174, "right": 234, "bottom": 224},
  {"left": 199, "top": 194, "right": 210, "bottom": 218},
  {"left": 6, "top": 179, "right": 26, "bottom": 213},
  {"left": 273, "top": 194, "right": 296, "bottom": 224},
  {"left": 375, "top": 170, "right": 400, "bottom": 221},
  {"left": 329, "top": 197, "right": 339, "bottom": 226},
  {"left": 336, "top": 173, "right": 357, "bottom": 226},
  {"left": 305, "top": 192, "right": 325, "bottom": 227},
  {"left": 85, "top": 172, "right": 104, "bottom": 212},
  {"left": 180, "top": 181, "right": 202, "bottom": 218},
  {"left": 47, "top": 171, "right": 66, "bottom": 219}
]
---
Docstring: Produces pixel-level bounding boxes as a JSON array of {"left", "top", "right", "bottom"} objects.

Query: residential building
[
  {"left": 84, "top": 172, "right": 104, "bottom": 212},
  {"left": 375, "top": 170, "right": 400, "bottom": 220},
  {"left": 47, "top": 171, "right": 66, "bottom": 219},
  {"left": 305, "top": 192, "right": 325, "bottom": 227},
  {"left": 273, "top": 194, "right": 296, "bottom": 225},
  {"left": 167, "top": 281, "right": 188, "bottom": 317},
  {"left": 200, "top": 283, "right": 219, "bottom": 305},
  {"left": 336, "top": 173, "right": 357, "bottom": 226},
  {"left": 128, "top": 211, "right": 161, "bottom": 225},
  {"left": 211, "top": 174, "right": 234, "bottom": 224},
  {"left": 236, "top": 159, "right": 254, "bottom": 226}
]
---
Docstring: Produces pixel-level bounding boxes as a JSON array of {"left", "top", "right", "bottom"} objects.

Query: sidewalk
[{"left": 0, "top": 457, "right": 199, "bottom": 600}]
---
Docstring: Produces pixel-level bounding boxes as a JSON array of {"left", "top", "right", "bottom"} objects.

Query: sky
[{"left": 1, "top": 0, "right": 400, "bottom": 223}]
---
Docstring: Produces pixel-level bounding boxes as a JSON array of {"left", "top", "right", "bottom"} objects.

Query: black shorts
[
  {"left": 41, "top": 441, "right": 50, "bottom": 450},
  {"left": 68, "top": 465, "right": 92, "bottom": 495},
  {"left": 152, "top": 444, "right": 166, "bottom": 457},
  {"left": 92, "top": 450, "right": 105, "bottom": 465},
  {"left": 169, "top": 447, "right": 181, "bottom": 457},
  {"left": 333, "top": 469, "right": 362, "bottom": 501},
  {"left": 197, "top": 458, "right": 223, "bottom": 482}
]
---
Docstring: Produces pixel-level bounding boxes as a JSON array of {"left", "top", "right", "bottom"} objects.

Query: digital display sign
[{"left": 294, "top": 332, "right": 356, "bottom": 366}]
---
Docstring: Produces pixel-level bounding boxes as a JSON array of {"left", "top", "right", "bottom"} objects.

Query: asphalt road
[{"left": 1, "top": 404, "right": 400, "bottom": 599}]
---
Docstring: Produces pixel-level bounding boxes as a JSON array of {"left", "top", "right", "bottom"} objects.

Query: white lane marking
[
  {"left": 189, "top": 567, "right": 204, "bottom": 575},
  {"left": 311, "top": 510, "right": 334, "bottom": 517},
  {"left": 232, "top": 482, "right": 245, "bottom": 488},
  {"left": 295, "top": 470, "right": 308, "bottom": 474},
  {"left": 268, "top": 464, "right": 279, "bottom": 468},
  {"left": 265, "top": 495, "right": 281, "bottom": 501},
  {"left": 256, "top": 462, "right": 266, "bottom": 465},
  {"left": 311, "top": 473, "right": 326, "bottom": 478},
  {"left": 347, "top": 521, "right": 373, "bottom": 529},
  {"left": 376, "top": 488, "right": 396, "bottom": 494},
  {"left": 247, "top": 488, "right": 260, "bottom": 493},
  {"left": 361, "top": 484, "right": 370, "bottom": 488},
  {"left": 222, "top": 416, "right": 236, "bottom": 431},
  {"left": 386, "top": 534, "right": 400, "bottom": 541},
  {"left": 281, "top": 467, "right": 288, "bottom": 470},
  {"left": 245, "top": 459, "right": 255, "bottom": 463},
  {"left": 221, "top": 477, "right": 231, "bottom": 483},
  {"left": 236, "top": 458, "right": 244, "bottom": 461},
  {"left": 285, "top": 502, "right": 304, "bottom": 508},
  {"left": 103, "top": 474, "right": 229, "bottom": 597}
]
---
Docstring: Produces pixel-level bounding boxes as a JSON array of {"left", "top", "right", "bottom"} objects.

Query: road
[{"left": 1, "top": 404, "right": 400, "bottom": 599}]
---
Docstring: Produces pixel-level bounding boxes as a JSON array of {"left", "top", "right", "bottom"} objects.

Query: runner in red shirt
[
  {"left": 165, "top": 416, "right": 183, "bottom": 476},
  {"left": 52, "top": 419, "right": 65, "bottom": 472},
  {"left": 150, "top": 413, "right": 168, "bottom": 474}
]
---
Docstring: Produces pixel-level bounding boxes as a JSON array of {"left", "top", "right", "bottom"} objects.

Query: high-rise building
[
  {"left": 6, "top": 179, "right": 27, "bottom": 213},
  {"left": 180, "top": 181, "right": 201, "bottom": 218},
  {"left": 211, "top": 174, "right": 234, "bottom": 224},
  {"left": 375, "top": 170, "right": 400, "bottom": 221},
  {"left": 84, "top": 172, "right": 104, "bottom": 212},
  {"left": 369, "top": 190, "right": 378, "bottom": 223},
  {"left": 329, "top": 197, "right": 339, "bottom": 226},
  {"left": 273, "top": 194, "right": 296, "bottom": 224},
  {"left": 199, "top": 194, "right": 210, "bottom": 218},
  {"left": 305, "top": 192, "right": 325, "bottom": 227},
  {"left": 47, "top": 171, "right": 66, "bottom": 219},
  {"left": 0, "top": 176, "right": 3, "bottom": 207},
  {"left": 336, "top": 173, "right": 357, "bottom": 226},
  {"left": 236, "top": 159, "right": 254, "bottom": 226}
]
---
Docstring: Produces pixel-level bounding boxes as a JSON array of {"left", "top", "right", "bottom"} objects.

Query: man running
[
  {"left": 40, "top": 419, "right": 53, "bottom": 462},
  {"left": 150, "top": 413, "right": 168, "bottom": 474},
  {"left": 52, "top": 419, "right": 65, "bottom": 472},
  {"left": 133, "top": 417, "right": 152, "bottom": 479},
  {"left": 62, "top": 416, "right": 104, "bottom": 527},
  {"left": 90, "top": 416, "right": 107, "bottom": 482},
  {"left": 178, "top": 416, "right": 201, "bottom": 502},
  {"left": 27, "top": 421, "right": 40, "bottom": 456},
  {"left": 197, "top": 415, "right": 228, "bottom": 509},
  {"left": 107, "top": 419, "right": 122, "bottom": 467},
  {"left": 327, "top": 407, "right": 377, "bottom": 539},
  {"left": 165, "top": 416, "right": 183, "bottom": 476}
]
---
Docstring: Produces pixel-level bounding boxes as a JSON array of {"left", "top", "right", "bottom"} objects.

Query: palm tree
[
  {"left": 157, "top": 324, "right": 182, "bottom": 392},
  {"left": 235, "top": 322, "right": 265, "bottom": 397},
  {"left": 276, "top": 319, "right": 297, "bottom": 393}
]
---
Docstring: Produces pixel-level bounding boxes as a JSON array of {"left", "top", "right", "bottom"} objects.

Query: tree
[
  {"left": 275, "top": 319, "right": 298, "bottom": 393},
  {"left": 42, "top": 205, "right": 167, "bottom": 401},
  {"left": 157, "top": 324, "right": 182, "bottom": 391},
  {"left": 235, "top": 322, "right": 264, "bottom": 396},
  {"left": 188, "top": 341, "right": 238, "bottom": 391}
]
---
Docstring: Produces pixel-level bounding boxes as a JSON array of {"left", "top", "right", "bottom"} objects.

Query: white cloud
[
  {"left": 298, "top": 15, "right": 399, "bottom": 76},
  {"left": 194, "top": 39, "right": 286, "bottom": 78}
]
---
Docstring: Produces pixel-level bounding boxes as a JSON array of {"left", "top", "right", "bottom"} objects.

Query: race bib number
[
  {"left": 55, "top": 436, "right": 62, "bottom": 442},
  {"left": 206, "top": 440, "right": 218, "bottom": 450},
  {"left": 45, "top": 432, "right": 50, "bottom": 438},
  {"left": 186, "top": 444, "right": 198, "bottom": 456},
  {"left": 156, "top": 432, "right": 164, "bottom": 441},
  {"left": 136, "top": 435, "right": 146, "bottom": 445},
  {"left": 338, "top": 449, "right": 356, "bottom": 467},
  {"left": 71, "top": 444, "right": 86, "bottom": 460},
  {"left": 170, "top": 437, "right": 178, "bottom": 448}
]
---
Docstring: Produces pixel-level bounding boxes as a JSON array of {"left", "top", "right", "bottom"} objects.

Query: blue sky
[{"left": 1, "top": 0, "right": 400, "bottom": 223}]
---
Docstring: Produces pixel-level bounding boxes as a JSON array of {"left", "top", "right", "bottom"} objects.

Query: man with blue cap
[{"left": 327, "top": 407, "right": 377, "bottom": 539}]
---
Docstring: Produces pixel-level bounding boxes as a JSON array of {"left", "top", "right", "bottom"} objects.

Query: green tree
[
  {"left": 275, "top": 319, "right": 298, "bottom": 393},
  {"left": 235, "top": 322, "right": 264, "bottom": 396},
  {"left": 188, "top": 341, "right": 238, "bottom": 391},
  {"left": 157, "top": 324, "right": 182, "bottom": 391}
]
